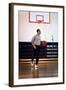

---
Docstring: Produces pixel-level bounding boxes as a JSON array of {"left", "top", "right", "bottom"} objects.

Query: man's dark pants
[{"left": 32, "top": 45, "right": 40, "bottom": 65}]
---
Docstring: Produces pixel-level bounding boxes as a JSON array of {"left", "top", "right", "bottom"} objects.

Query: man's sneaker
[
  {"left": 31, "top": 63, "right": 34, "bottom": 67},
  {"left": 35, "top": 65, "right": 38, "bottom": 69}
]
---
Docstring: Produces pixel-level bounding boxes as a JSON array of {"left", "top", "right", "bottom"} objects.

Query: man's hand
[
  {"left": 32, "top": 41, "right": 36, "bottom": 49},
  {"left": 33, "top": 45, "right": 36, "bottom": 49}
]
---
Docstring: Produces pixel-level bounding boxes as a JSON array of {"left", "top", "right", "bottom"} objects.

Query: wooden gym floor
[{"left": 19, "top": 58, "right": 58, "bottom": 79}]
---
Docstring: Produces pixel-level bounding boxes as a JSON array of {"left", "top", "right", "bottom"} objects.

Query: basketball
[{"left": 41, "top": 41, "right": 47, "bottom": 47}]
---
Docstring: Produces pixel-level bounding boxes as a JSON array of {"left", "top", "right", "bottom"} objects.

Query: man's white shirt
[{"left": 31, "top": 34, "right": 41, "bottom": 45}]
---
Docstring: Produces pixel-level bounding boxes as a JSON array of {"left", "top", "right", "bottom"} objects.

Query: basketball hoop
[{"left": 37, "top": 20, "right": 43, "bottom": 24}]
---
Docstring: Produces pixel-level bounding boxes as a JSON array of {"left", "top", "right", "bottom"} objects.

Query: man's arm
[
  {"left": 31, "top": 36, "right": 36, "bottom": 49},
  {"left": 32, "top": 40, "right": 36, "bottom": 49}
]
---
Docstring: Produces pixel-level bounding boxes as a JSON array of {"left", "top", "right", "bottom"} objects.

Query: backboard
[{"left": 29, "top": 11, "right": 50, "bottom": 24}]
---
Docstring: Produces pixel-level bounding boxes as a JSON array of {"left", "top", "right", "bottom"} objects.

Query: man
[{"left": 31, "top": 29, "right": 41, "bottom": 69}]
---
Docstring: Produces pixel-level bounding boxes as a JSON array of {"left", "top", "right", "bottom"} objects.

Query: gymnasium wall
[{"left": 18, "top": 11, "right": 58, "bottom": 42}]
